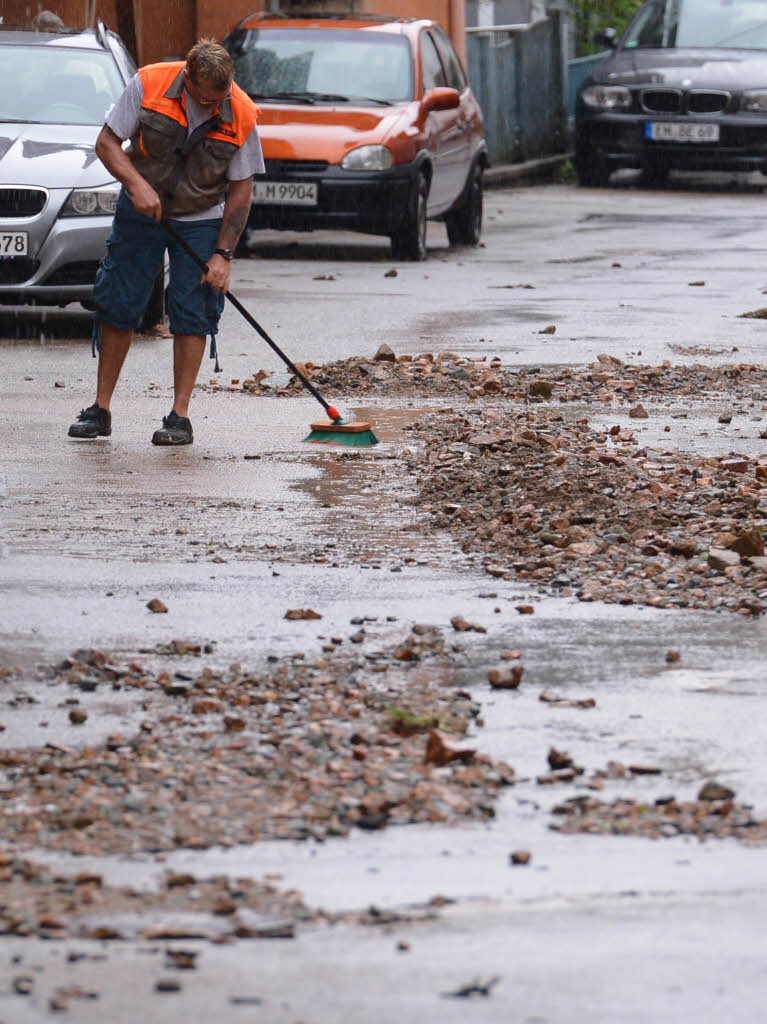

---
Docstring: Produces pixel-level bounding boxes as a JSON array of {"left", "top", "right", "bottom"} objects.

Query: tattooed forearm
[{"left": 219, "top": 177, "right": 253, "bottom": 249}]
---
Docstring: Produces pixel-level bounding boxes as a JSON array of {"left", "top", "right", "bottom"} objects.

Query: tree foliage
[{"left": 569, "top": 0, "right": 644, "bottom": 57}]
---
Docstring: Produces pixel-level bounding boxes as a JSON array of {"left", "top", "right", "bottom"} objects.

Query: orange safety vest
[{"left": 126, "top": 61, "right": 259, "bottom": 216}]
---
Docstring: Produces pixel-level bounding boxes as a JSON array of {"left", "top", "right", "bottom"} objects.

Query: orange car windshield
[{"left": 229, "top": 28, "right": 413, "bottom": 106}]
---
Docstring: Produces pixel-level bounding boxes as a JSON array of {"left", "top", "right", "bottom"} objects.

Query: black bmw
[{"left": 575, "top": 0, "right": 767, "bottom": 186}]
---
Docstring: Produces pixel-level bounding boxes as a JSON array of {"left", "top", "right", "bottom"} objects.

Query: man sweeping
[{"left": 68, "top": 38, "right": 263, "bottom": 446}]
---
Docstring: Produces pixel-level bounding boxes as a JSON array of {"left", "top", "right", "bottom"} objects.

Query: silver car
[{"left": 0, "top": 21, "right": 143, "bottom": 314}]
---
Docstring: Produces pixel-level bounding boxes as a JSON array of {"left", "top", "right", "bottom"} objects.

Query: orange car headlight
[{"left": 341, "top": 145, "right": 394, "bottom": 171}]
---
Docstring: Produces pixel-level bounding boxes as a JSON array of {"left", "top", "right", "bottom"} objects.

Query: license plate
[
  {"left": 253, "top": 181, "right": 318, "bottom": 206},
  {"left": 0, "top": 231, "right": 28, "bottom": 256},
  {"left": 646, "top": 122, "right": 720, "bottom": 143}
]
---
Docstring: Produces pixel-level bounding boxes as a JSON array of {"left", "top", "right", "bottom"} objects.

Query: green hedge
[{"left": 569, "top": 0, "right": 644, "bottom": 57}]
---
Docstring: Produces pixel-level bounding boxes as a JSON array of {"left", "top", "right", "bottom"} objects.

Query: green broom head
[{"left": 303, "top": 408, "right": 379, "bottom": 447}]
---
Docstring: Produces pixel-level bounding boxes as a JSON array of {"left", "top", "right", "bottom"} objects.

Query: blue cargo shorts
[{"left": 91, "top": 190, "right": 225, "bottom": 369}]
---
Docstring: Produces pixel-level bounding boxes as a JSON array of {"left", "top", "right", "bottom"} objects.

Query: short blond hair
[{"left": 186, "top": 38, "right": 233, "bottom": 91}]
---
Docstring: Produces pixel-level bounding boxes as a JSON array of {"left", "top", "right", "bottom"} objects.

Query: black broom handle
[{"left": 161, "top": 219, "right": 337, "bottom": 418}]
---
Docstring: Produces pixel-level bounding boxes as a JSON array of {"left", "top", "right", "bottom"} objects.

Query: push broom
[{"left": 161, "top": 219, "right": 379, "bottom": 447}]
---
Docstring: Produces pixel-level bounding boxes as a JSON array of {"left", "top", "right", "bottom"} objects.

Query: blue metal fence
[{"left": 466, "top": 13, "right": 567, "bottom": 166}]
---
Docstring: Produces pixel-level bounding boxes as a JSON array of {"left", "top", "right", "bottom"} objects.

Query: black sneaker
[
  {"left": 152, "top": 409, "right": 193, "bottom": 446},
  {"left": 68, "top": 403, "right": 111, "bottom": 438}
]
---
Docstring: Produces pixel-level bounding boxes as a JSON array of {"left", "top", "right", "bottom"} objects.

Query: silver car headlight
[
  {"left": 341, "top": 145, "right": 394, "bottom": 171},
  {"left": 581, "top": 85, "right": 632, "bottom": 111},
  {"left": 742, "top": 89, "right": 767, "bottom": 112},
  {"left": 60, "top": 185, "right": 120, "bottom": 217}
]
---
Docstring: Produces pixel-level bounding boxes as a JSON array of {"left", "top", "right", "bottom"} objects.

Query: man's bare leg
[
  {"left": 151, "top": 334, "right": 206, "bottom": 446},
  {"left": 172, "top": 334, "right": 206, "bottom": 417},
  {"left": 68, "top": 323, "right": 132, "bottom": 438},
  {"left": 96, "top": 325, "right": 133, "bottom": 410}
]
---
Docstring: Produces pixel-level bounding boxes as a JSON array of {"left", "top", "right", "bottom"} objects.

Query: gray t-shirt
[{"left": 106, "top": 72, "right": 264, "bottom": 221}]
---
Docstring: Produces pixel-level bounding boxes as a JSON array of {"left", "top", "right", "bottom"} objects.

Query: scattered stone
[
  {"left": 442, "top": 976, "right": 500, "bottom": 999},
  {"left": 708, "top": 548, "right": 740, "bottom": 571},
  {"left": 548, "top": 747, "right": 573, "bottom": 769},
  {"left": 551, "top": 793, "right": 763, "bottom": 842},
  {"left": 146, "top": 598, "right": 168, "bottom": 614},
  {"left": 424, "top": 730, "right": 476, "bottom": 767},
  {"left": 509, "top": 850, "right": 531, "bottom": 865},
  {"left": 629, "top": 404, "right": 649, "bottom": 419},
  {"left": 450, "top": 615, "right": 486, "bottom": 633},
  {"left": 539, "top": 692, "right": 596, "bottom": 709},
  {"left": 665, "top": 650, "right": 681, "bottom": 664},
  {"left": 155, "top": 979, "right": 182, "bottom": 993},
  {"left": 374, "top": 344, "right": 396, "bottom": 362},
  {"left": 718, "top": 412, "right": 733, "bottom": 424},
  {"left": 284, "top": 608, "right": 322, "bottom": 620},
  {"left": 698, "top": 781, "right": 736, "bottom": 801},
  {"left": 68, "top": 708, "right": 87, "bottom": 724},
  {"left": 487, "top": 665, "right": 523, "bottom": 689}
]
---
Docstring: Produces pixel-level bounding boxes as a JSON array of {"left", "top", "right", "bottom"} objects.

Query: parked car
[
  {"left": 0, "top": 20, "right": 164, "bottom": 323},
  {"left": 574, "top": 0, "right": 767, "bottom": 186},
  {"left": 221, "top": 13, "right": 487, "bottom": 260}
]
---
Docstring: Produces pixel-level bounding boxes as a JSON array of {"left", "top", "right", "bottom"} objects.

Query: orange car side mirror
[{"left": 422, "top": 87, "right": 460, "bottom": 114}]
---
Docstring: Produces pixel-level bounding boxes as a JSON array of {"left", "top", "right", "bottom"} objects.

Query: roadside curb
[{"left": 485, "top": 152, "right": 572, "bottom": 188}]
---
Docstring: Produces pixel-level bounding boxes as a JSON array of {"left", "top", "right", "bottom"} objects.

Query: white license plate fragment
[
  {"left": 253, "top": 181, "right": 318, "bottom": 206},
  {"left": 646, "top": 122, "right": 720, "bottom": 143},
  {"left": 0, "top": 231, "right": 28, "bottom": 256}
]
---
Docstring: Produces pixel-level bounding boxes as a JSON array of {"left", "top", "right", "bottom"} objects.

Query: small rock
[
  {"left": 718, "top": 412, "right": 733, "bottom": 424},
  {"left": 487, "top": 665, "right": 523, "bottom": 689},
  {"left": 450, "top": 615, "right": 486, "bottom": 633},
  {"left": 384, "top": 268, "right": 398, "bottom": 278},
  {"left": 698, "top": 781, "right": 735, "bottom": 801},
  {"left": 665, "top": 650, "right": 681, "bottom": 664},
  {"left": 69, "top": 708, "right": 88, "bottom": 724},
  {"left": 732, "top": 529, "right": 765, "bottom": 558},
  {"left": 509, "top": 850, "right": 531, "bottom": 866},
  {"left": 708, "top": 548, "right": 741, "bottom": 571},
  {"left": 374, "top": 343, "right": 396, "bottom": 362},
  {"left": 538, "top": 325, "right": 556, "bottom": 335},
  {"left": 155, "top": 979, "right": 182, "bottom": 993},
  {"left": 629, "top": 404, "right": 649, "bottom": 419},
  {"left": 548, "top": 747, "right": 573, "bottom": 769},
  {"left": 424, "top": 730, "right": 476, "bottom": 767},
  {"left": 284, "top": 608, "right": 322, "bottom": 620},
  {"left": 146, "top": 598, "right": 168, "bottom": 614}
]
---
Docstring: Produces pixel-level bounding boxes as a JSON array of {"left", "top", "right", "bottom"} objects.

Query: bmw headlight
[
  {"left": 61, "top": 185, "right": 120, "bottom": 217},
  {"left": 341, "top": 145, "right": 393, "bottom": 171},
  {"left": 742, "top": 89, "right": 767, "bottom": 113},
  {"left": 581, "top": 85, "right": 632, "bottom": 111}
]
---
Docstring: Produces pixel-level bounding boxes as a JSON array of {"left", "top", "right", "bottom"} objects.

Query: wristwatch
[{"left": 213, "top": 247, "right": 234, "bottom": 261}]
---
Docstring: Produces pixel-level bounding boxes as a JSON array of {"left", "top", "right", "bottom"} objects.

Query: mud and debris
[
  {"left": 0, "top": 628, "right": 514, "bottom": 856},
  {"left": 0, "top": 855, "right": 309, "bottom": 941},
  {"left": 550, "top": 791, "right": 767, "bottom": 842},
  {"left": 397, "top": 367, "right": 767, "bottom": 613}
]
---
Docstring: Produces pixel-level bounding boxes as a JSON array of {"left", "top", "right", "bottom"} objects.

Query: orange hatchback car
[{"left": 221, "top": 13, "right": 487, "bottom": 260}]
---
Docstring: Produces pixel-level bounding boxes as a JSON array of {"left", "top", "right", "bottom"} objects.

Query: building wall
[{"left": 3, "top": 0, "right": 466, "bottom": 66}]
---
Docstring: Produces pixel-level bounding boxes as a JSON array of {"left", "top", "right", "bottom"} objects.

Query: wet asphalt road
[{"left": 3, "top": 173, "right": 767, "bottom": 1022}]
